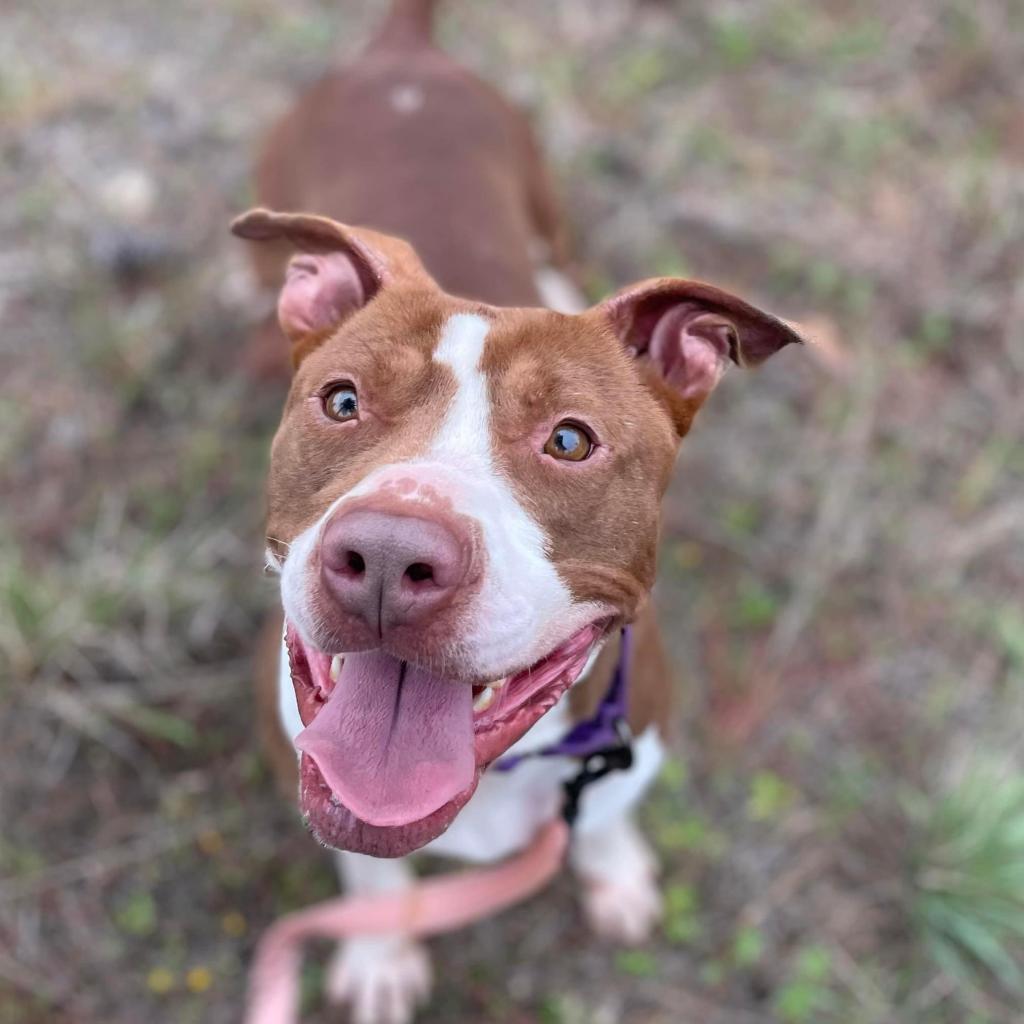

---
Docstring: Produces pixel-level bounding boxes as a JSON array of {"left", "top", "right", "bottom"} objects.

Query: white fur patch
[
  {"left": 572, "top": 813, "right": 663, "bottom": 944},
  {"left": 429, "top": 313, "right": 491, "bottom": 460},
  {"left": 279, "top": 516, "right": 324, "bottom": 649},
  {"left": 533, "top": 266, "right": 587, "bottom": 314},
  {"left": 278, "top": 638, "right": 304, "bottom": 746},
  {"left": 325, "top": 932, "right": 431, "bottom": 1023}
]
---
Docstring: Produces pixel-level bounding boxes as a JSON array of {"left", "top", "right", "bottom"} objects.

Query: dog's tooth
[
  {"left": 473, "top": 686, "right": 496, "bottom": 713},
  {"left": 330, "top": 655, "right": 343, "bottom": 682},
  {"left": 490, "top": 677, "right": 508, "bottom": 690}
]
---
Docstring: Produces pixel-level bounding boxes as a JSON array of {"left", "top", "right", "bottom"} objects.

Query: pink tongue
[{"left": 295, "top": 651, "right": 475, "bottom": 828}]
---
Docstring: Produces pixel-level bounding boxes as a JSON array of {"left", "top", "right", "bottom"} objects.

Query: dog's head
[{"left": 234, "top": 208, "right": 800, "bottom": 856}]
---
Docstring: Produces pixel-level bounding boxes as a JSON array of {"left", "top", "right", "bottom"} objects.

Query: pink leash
[{"left": 245, "top": 818, "right": 570, "bottom": 1024}]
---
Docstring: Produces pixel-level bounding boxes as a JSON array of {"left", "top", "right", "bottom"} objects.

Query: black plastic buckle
[{"left": 561, "top": 717, "right": 635, "bottom": 826}]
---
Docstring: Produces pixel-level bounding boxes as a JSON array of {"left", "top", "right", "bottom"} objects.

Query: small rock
[{"left": 99, "top": 167, "right": 156, "bottom": 223}]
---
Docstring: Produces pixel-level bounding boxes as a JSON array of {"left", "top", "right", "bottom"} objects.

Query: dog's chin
[{"left": 286, "top": 619, "right": 609, "bottom": 856}]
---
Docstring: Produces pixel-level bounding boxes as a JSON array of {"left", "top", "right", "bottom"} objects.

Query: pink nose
[{"left": 320, "top": 507, "right": 471, "bottom": 634}]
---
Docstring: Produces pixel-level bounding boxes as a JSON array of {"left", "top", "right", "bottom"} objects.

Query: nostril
[
  {"left": 344, "top": 550, "right": 366, "bottom": 575},
  {"left": 404, "top": 561, "right": 435, "bottom": 585}
]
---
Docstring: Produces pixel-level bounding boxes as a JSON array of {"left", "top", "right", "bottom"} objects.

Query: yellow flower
[
  {"left": 197, "top": 829, "right": 225, "bottom": 856},
  {"left": 221, "top": 910, "right": 247, "bottom": 937},
  {"left": 146, "top": 967, "right": 175, "bottom": 995},
  {"left": 186, "top": 966, "right": 213, "bottom": 993}
]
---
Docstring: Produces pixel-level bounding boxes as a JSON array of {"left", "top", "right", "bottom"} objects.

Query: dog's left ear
[
  {"left": 231, "top": 207, "right": 433, "bottom": 360},
  {"left": 597, "top": 278, "right": 803, "bottom": 436}
]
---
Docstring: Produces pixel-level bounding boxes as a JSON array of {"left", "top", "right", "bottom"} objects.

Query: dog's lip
[
  {"left": 285, "top": 619, "right": 610, "bottom": 854},
  {"left": 299, "top": 754, "right": 480, "bottom": 858},
  {"left": 287, "top": 619, "right": 612, "bottom": 733}
]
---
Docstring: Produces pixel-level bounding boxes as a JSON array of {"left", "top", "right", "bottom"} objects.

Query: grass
[{"left": 908, "top": 770, "right": 1024, "bottom": 998}]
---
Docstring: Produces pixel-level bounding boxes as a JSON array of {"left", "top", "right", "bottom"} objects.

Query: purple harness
[{"left": 494, "top": 626, "right": 636, "bottom": 824}]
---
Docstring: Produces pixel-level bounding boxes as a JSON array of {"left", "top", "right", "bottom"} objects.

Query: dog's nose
[{"left": 320, "top": 507, "right": 471, "bottom": 633}]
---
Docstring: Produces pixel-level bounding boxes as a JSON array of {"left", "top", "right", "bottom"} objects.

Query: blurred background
[{"left": 2, "top": 1, "right": 1023, "bottom": 1022}]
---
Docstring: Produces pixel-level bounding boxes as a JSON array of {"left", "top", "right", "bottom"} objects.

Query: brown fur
[{"left": 251, "top": 7, "right": 566, "bottom": 309}]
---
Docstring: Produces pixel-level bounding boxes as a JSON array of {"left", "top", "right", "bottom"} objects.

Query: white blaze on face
[
  {"left": 423, "top": 313, "right": 607, "bottom": 675},
  {"left": 279, "top": 312, "right": 608, "bottom": 677},
  {"left": 429, "top": 314, "right": 492, "bottom": 466}
]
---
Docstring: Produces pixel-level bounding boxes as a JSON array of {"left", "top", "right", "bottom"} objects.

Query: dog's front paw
[
  {"left": 572, "top": 816, "right": 663, "bottom": 945},
  {"left": 581, "top": 873, "right": 663, "bottom": 945},
  {"left": 325, "top": 934, "right": 432, "bottom": 1024}
]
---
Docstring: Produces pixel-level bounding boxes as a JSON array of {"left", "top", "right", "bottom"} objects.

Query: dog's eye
[
  {"left": 543, "top": 421, "right": 594, "bottom": 462},
  {"left": 323, "top": 383, "right": 359, "bottom": 422}
]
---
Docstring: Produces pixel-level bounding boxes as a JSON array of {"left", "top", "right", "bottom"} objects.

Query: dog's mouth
[{"left": 285, "top": 620, "right": 607, "bottom": 857}]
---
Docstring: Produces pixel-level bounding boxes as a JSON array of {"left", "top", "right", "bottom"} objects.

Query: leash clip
[{"left": 561, "top": 716, "right": 634, "bottom": 826}]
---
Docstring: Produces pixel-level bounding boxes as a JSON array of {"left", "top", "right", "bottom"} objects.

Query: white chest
[{"left": 423, "top": 720, "right": 664, "bottom": 862}]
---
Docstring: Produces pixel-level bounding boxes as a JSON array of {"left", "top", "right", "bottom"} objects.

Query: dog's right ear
[{"left": 231, "top": 208, "right": 431, "bottom": 359}]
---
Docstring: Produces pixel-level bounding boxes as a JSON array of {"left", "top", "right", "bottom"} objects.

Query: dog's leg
[
  {"left": 325, "top": 852, "right": 432, "bottom": 1024},
  {"left": 570, "top": 812, "right": 663, "bottom": 945}
]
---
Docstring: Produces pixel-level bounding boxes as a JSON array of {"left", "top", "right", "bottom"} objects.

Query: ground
[{"left": 2, "top": 1, "right": 1024, "bottom": 1022}]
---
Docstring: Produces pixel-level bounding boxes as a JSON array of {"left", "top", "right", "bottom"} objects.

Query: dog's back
[{"left": 253, "top": 0, "right": 565, "bottom": 308}]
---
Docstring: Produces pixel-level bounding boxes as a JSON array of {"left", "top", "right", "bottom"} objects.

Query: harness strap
[{"left": 495, "top": 625, "right": 634, "bottom": 771}]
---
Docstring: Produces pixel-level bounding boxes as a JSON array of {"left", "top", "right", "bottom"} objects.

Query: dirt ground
[{"left": 2, "top": 1, "right": 1024, "bottom": 1022}]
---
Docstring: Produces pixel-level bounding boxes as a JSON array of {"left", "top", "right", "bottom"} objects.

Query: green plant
[
  {"left": 663, "top": 884, "right": 702, "bottom": 945},
  {"left": 907, "top": 770, "right": 1024, "bottom": 995},
  {"left": 732, "top": 925, "right": 765, "bottom": 968},
  {"left": 115, "top": 890, "right": 158, "bottom": 936},
  {"left": 615, "top": 949, "right": 658, "bottom": 978},
  {"left": 774, "top": 945, "right": 835, "bottom": 1022},
  {"left": 748, "top": 771, "right": 797, "bottom": 822}
]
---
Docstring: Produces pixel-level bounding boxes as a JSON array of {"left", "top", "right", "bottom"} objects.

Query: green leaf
[
  {"left": 616, "top": 950, "right": 658, "bottom": 977},
  {"left": 114, "top": 705, "right": 199, "bottom": 749},
  {"left": 733, "top": 579, "right": 779, "bottom": 629},
  {"left": 732, "top": 925, "right": 765, "bottom": 968},
  {"left": 115, "top": 890, "right": 157, "bottom": 936},
  {"left": 711, "top": 18, "right": 756, "bottom": 67},
  {"left": 993, "top": 608, "right": 1024, "bottom": 669},
  {"left": 775, "top": 981, "right": 819, "bottom": 1022},
  {"left": 794, "top": 945, "right": 831, "bottom": 983},
  {"left": 748, "top": 772, "right": 796, "bottom": 822},
  {"left": 659, "top": 757, "right": 688, "bottom": 789}
]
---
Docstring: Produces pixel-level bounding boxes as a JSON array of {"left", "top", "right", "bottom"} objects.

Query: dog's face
[{"left": 234, "top": 209, "right": 800, "bottom": 856}]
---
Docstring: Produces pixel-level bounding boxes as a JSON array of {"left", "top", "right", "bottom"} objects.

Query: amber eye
[
  {"left": 323, "top": 383, "right": 359, "bottom": 422},
  {"left": 543, "top": 421, "right": 595, "bottom": 462}
]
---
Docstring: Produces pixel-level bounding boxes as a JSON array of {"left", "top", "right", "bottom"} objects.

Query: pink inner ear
[
  {"left": 648, "top": 306, "right": 733, "bottom": 402},
  {"left": 278, "top": 252, "right": 366, "bottom": 342}
]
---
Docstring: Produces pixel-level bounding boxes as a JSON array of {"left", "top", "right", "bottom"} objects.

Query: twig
[
  {"left": 942, "top": 497, "right": 1024, "bottom": 566},
  {"left": 0, "top": 950, "right": 70, "bottom": 1007}
]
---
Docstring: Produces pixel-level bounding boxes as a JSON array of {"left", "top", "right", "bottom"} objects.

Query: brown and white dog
[{"left": 236, "top": 2, "right": 800, "bottom": 1021}]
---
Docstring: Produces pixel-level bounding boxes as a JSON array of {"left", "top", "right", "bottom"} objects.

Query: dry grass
[{"left": 2, "top": 1, "right": 1023, "bottom": 1021}]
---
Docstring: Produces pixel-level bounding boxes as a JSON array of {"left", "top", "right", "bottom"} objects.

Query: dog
[{"left": 235, "top": 2, "right": 800, "bottom": 1021}]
